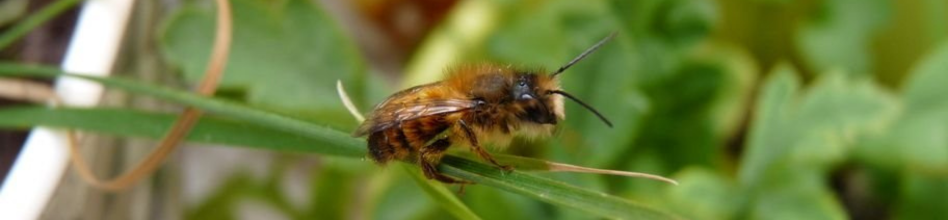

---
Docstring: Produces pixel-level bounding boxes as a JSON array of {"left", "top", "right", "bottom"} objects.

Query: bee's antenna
[
  {"left": 551, "top": 32, "right": 617, "bottom": 77},
  {"left": 550, "top": 90, "right": 613, "bottom": 127}
]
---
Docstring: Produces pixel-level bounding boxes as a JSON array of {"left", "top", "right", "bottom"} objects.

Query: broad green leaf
[
  {"left": 663, "top": 168, "right": 742, "bottom": 220},
  {"left": 693, "top": 44, "right": 757, "bottom": 143},
  {"left": 903, "top": 42, "right": 948, "bottom": 114},
  {"left": 855, "top": 42, "right": 948, "bottom": 219},
  {"left": 739, "top": 64, "right": 898, "bottom": 187},
  {"left": 857, "top": 41, "right": 948, "bottom": 171},
  {"left": 873, "top": 1, "right": 948, "bottom": 86},
  {"left": 632, "top": 55, "right": 726, "bottom": 170},
  {"left": 789, "top": 71, "right": 899, "bottom": 166},
  {"left": 618, "top": 43, "right": 756, "bottom": 182},
  {"left": 795, "top": 0, "right": 889, "bottom": 75},
  {"left": 649, "top": 0, "right": 719, "bottom": 46},
  {"left": 738, "top": 64, "right": 898, "bottom": 219},
  {"left": 749, "top": 170, "right": 847, "bottom": 220},
  {"left": 0, "top": 63, "right": 679, "bottom": 219},
  {"left": 160, "top": 0, "right": 365, "bottom": 117},
  {"left": 739, "top": 67, "right": 799, "bottom": 186}
]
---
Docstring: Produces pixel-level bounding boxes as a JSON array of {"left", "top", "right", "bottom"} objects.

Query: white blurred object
[{"left": 0, "top": 0, "right": 136, "bottom": 219}]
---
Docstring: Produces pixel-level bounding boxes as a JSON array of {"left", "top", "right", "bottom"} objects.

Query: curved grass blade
[{"left": 455, "top": 153, "right": 678, "bottom": 185}]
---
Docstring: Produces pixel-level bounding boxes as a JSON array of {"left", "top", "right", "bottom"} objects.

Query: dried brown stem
[{"left": 66, "top": 0, "right": 232, "bottom": 191}]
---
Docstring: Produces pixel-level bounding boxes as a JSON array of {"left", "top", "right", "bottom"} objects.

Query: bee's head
[
  {"left": 518, "top": 31, "right": 618, "bottom": 128},
  {"left": 511, "top": 73, "right": 564, "bottom": 125}
]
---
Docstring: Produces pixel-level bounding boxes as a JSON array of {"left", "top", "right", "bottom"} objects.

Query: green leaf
[
  {"left": 740, "top": 64, "right": 898, "bottom": 187},
  {"left": 650, "top": 0, "right": 720, "bottom": 46},
  {"left": 737, "top": 64, "right": 899, "bottom": 219},
  {"left": 0, "top": 63, "right": 680, "bottom": 219},
  {"left": 160, "top": 0, "right": 365, "bottom": 115},
  {"left": 0, "top": 106, "right": 350, "bottom": 155},
  {"left": 903, "top": 42, "right": 948, "bottom": 114},
  {"left": 663, "top": 168, "right": 742, "bottom": 220},
  {"left": 440, "top": 156, "right": 681, "bottom": 219},
  {"left": 855, "top": 42, "right": 948, "bottom": 219},
  {"left": 795, "top": 0, "right": 890, "bottom": 75},
  {"left": 856, "top": 41, "right": 948, "bottom": 172},
  {"left": 749, "top": 171, "right": 847, "bottom": 220}
]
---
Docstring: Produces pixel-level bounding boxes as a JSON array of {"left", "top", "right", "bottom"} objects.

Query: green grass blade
[
  {"left": 0, "top": 106, "right": 356, "bottom": 156},
  {"left": 0, "top": 63, "right": 679, "bottom": 219},
  {"left": 0, "top": 0, "right": 81, "bottom": 50},
  {"left": 0, "top": 63, "right": 364, "bottom": 157},
  {"left": 440, "top": 156, "right": 680, "bottom": 219}
]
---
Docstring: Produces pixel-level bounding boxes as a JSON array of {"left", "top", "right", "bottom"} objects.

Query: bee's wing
[{"left": 353, "top": 98, "right": 475, "bottom": 137}]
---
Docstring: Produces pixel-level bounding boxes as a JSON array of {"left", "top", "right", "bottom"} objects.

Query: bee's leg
[
  {"left": 458, "top": 120, "right": 513, "bottom": 171},
  {"left": 420, "top": 139, "right": 472, "bottom": 184}
]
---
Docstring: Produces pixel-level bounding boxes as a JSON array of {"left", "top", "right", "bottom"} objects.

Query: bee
[{"left": 354, "top": 33, "right": 616, "bottom": 183}]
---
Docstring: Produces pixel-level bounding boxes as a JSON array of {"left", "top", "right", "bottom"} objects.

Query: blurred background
[{"left": 1, "top": 0, "right": 947, "bottom": 219}]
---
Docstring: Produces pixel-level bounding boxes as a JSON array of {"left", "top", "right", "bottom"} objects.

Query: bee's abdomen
[
  {"left": 367, "top": 114, "right": 451, "bottom": 164},
  {"left": 403, "top": 115, "right": 450, "bottom": 149},
  {"left": 367, "top": 128, "right": 409, "bottom": 164}
]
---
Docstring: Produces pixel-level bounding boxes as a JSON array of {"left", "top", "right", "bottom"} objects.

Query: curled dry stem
[{"left": 63, "top": 0, "right": 232, "bottom": 191}]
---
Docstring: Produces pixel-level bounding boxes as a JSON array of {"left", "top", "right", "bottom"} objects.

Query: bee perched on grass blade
[{"left": 353, "top": 33, "right": 617, "bottom": 183}]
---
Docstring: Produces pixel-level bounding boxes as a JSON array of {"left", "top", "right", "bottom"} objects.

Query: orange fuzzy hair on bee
[
  {"left": 443, "top": 64, "right": 565, "bottom": 141},
  {"left": 353, "top": 33, "right": 616, "bottom": 183}
]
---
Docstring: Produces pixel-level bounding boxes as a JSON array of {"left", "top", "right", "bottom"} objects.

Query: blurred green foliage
[
  {"left": 158, "top": 0, "right": 948, "bottom": 219},
  {"left": 161, "top": 0, "right": 366, "bottom": 128}
]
